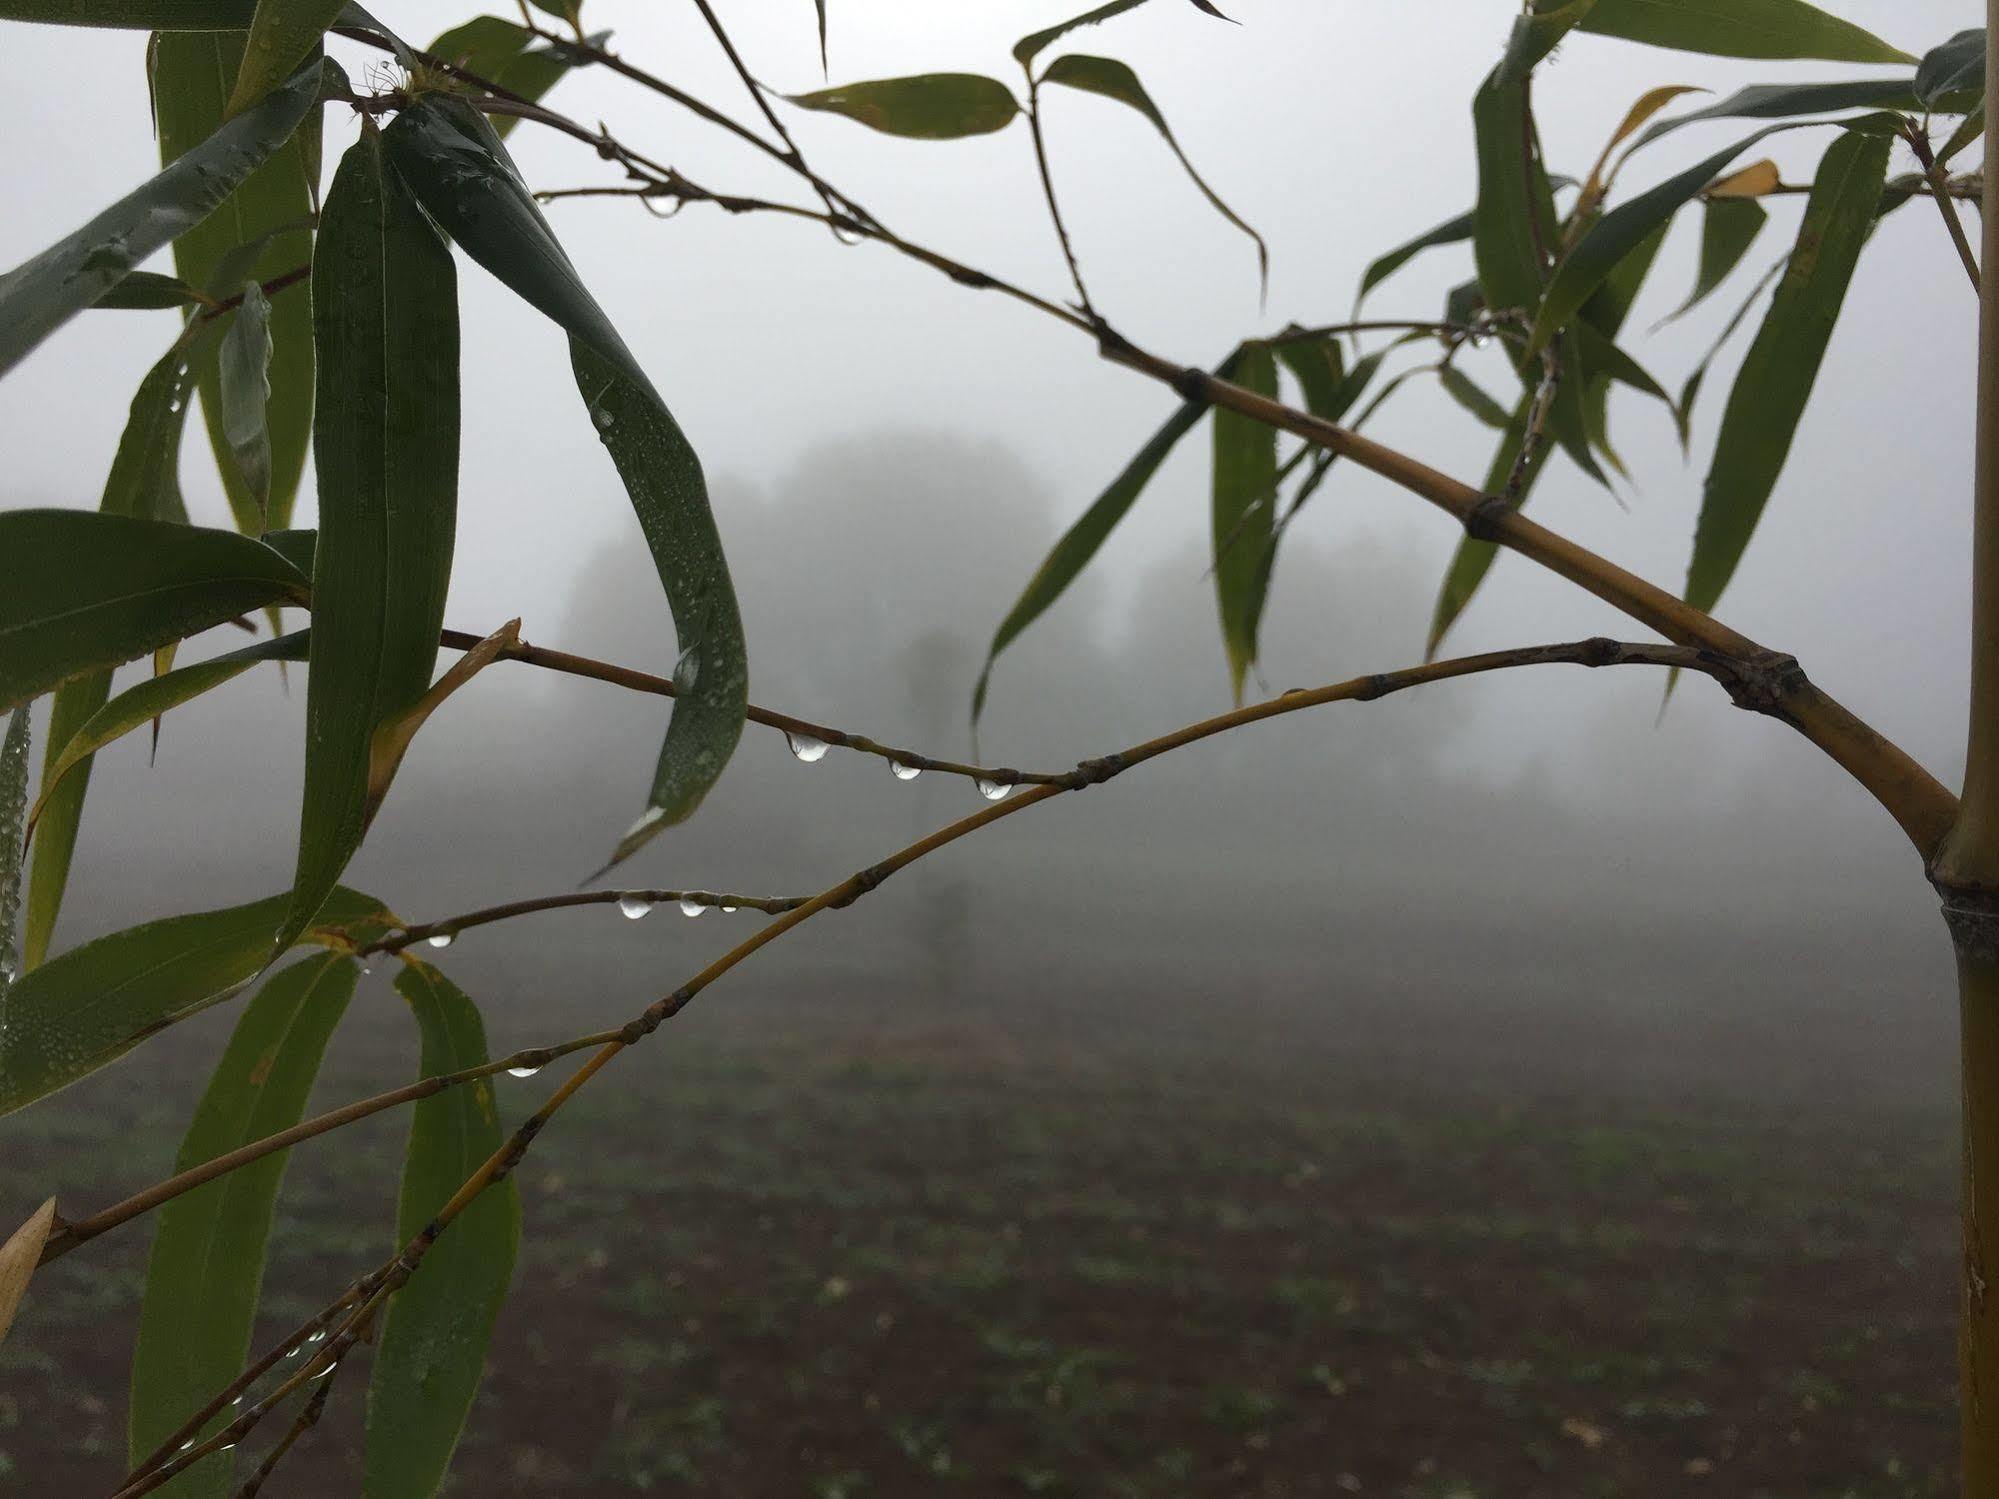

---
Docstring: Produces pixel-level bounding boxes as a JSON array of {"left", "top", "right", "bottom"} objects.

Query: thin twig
[
  {"left": 230, "top": 1376, "right": 334, "bottom": 1499},
  {"left": 1906, "top": 120, "right": 1981, "bottom": 291},
  {"left": 1024, "top": 74, "right": 1094, "bottom": 316},
  {"left": 366, "top": 888, "right": 810, "bottom": 952}
]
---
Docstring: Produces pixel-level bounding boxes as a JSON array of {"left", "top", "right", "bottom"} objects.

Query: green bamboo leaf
[
  {"left": 218, "top": 281, "right": 273, "bottom": 517},
  {"left": 0, "top": 709, "right": 28, "bottom": 990},
  {"left": 227, "top": 0, "right": 344, "bottom": 114},
  {"left": 1632, "top": 79, "right": 1920, "bottom": 150},
  {"left": 0, "top": 511, "right": 307, "bottom": 715},
  {"left": 1575, "top": 220, "right": 1669, "bottom": 466},
  {"left": 1471, "top": 10, "right": 1582, "bottom": 325},
  {"left": 1274, "top": 339, "right": 1343, "bottom": 421},
  {"left": 152, "top": 33, "right": 321, "bottom": 535},
  {"left": 1014, "top": 0, "right": 1150, "bottom": 65},
  {"left": 425, "top": 17, "right": 602, "bottom": 138},
  {"left": 280, "top": 124, "right": 458, "bottom": 953},
  {"left": 1678, "top": 254, "right": 1787, "bottom": 435},
  {"left": 785, "top": 73, "right": 1020, "bottom": 138},
  {"left": 1577, "top": 0, "right": 1913, "bottom": 63},
  {"left": 1686, "top": 128, "right": 1889, "bottom": 615},
  {"left": 1917, "top": 29, "right": 1983, "bottom": 112},
  {"left": 95, "top": 270, "right": 204, "bottom": 310},
  {"left": 23, "top": 677, "right": 108, "bottom": 975},
  {"left": 0, "top": 887, "right": 391, "bottom": 1116},
  {"left": 1662, "top": 198, "right": 1767, "bottom": 324},
  {"left": 1525, "top": 115, "right": 1900, "bottom": 360},
  {"left": 1040, "top": 54, "right": 1267, "bottom": 292},
  {"left": 29, "top": 633, "right": 307, "bottom": 835},
  {"left": 0, "top": 53, "right": 323, "bottom": 378},
  {"left": 1358, "top": 209, "right": 1473, "bottom": 308},
  {"left": 1438, "top": 365, "right": 1512, "bottom": 429},
  {"left": 129, "top": 952, "right": 358, "bottom": 1497},
  {"left": 384, "top": 97, "right": 746, "bottom": 869},
  {"left": 975, "top": 350, "right": 1239, "bottom": 727},
  {"left": 1212, "top": 342, "right": 1278, "bottom": 703},
  {"left": 1426, "top": 393, "right": 1557, "bottom": 659},
  {"left": 365, "top": 961, "right": 520, "bottom": 1499},
  {"left": 812, "top": 0, "right": 827, "bottom": 71}
]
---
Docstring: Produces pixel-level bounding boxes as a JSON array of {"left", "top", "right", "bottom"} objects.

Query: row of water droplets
[
  {"left": 783, "top": 730, "right": 1013, "bottom": 801},
  {"left": 174, "top": 1328, "right": 334, "bottom": 1453}
]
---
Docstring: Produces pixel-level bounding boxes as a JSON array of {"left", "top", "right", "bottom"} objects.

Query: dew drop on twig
[
  {"left": 617, "top": 894, "right": 653, "bottom": 921},
  {"left": 785, "top": 731, "right": 829, "bottom": 763}
]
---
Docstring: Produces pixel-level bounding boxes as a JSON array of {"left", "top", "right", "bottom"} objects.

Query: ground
[{"left": 0, "top": 971, "right": 1958, "bottom": 1497}]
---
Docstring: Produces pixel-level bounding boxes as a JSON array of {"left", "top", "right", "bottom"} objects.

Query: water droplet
[
  {"left": 679, "top": 895, "right": 707, "bottom": 918},
  {"left": 786, "top": 731, "right": 829, "bottom": 763},
  {"left": 426, "top": 932, "right": 454, "bottom": 949},
  {"left": 976, "top": 777, "right": 1012, "bottom": 801},
  {"left": 592, "top": 406, "right": 615, "bottom": 431},
  {"left": 506, "top": 1064, "right": 543, "bottom": 1079},
  {"left": 671, "top": 642, "right": 700, "bottom": 695},
  {"left": 305, "top": 1330, "right": 326, "bottom": 1345},
  {"left": 720, "top": 904, "right": 738, "bottom": 914},
  {"left": 178, "top": 1439, "right": 197, "bottom": 1452},
  {"left": 889, "top": 758, "right": 922, "bottom": 781},
  {"left": 617, "top": 894, "right": 653, "bottom": 920},
  {"left": 216, "top": 1440, "right": 238, "bottom": 1452}
]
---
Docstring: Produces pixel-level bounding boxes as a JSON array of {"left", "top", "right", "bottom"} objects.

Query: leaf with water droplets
[
  {"left": 0, "top": 510, "right": 307, "bottom": 717},
  {"left": 0, "top": 50, "right": 323, "bottom": 378},
  {"left": 426, "top": 17, "right": 605, "bottom": 138},
  {"left": 130, "top": 953, "right": 358, "bottom": 1495},
  {"left": 384, "top": 98, "right": 746, "bottom": 871},
  {"left": 0, "top": 886, "right": 392, "bottom": 1117},
  {"left": 367, "top": 961, "right": 519, "bottom": 1499},
  {"left": 786, "top": 73, "right": 1020, "bottom": 138},
  {"left": 0, "top": 1198, "right": 56, "bottom": 1351},
  {"left": 279, "top": 124, "right": 459, "bottom": 955},
  {"left": 227, "top": 0, "right": 346, "bottom": 116},
  {"left": 0, "top": 709, "right": 29, "bottom": 994}
]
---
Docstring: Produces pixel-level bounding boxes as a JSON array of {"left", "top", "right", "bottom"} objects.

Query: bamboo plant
[{"left": 0, "top": 0, "right": 1991, "bottom": 1491}]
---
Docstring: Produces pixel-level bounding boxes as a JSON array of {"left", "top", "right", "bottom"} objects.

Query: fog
[{"left": 0, "top": 1, "right": 1980, "bottom": 1106}]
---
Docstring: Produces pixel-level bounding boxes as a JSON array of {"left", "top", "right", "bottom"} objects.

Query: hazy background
[{"left": 0, "top": 3, "right": 1980, "bottom": 1129}]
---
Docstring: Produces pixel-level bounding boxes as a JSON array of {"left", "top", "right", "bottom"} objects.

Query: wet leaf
[
  {"left": 0, "top": 887, "right": 391, "bottom": 1116},
  {"left": 281, "top": 124, "right": 458, "bottom": 953},
  {"left": 425, "top": 16, "right": 602, "bottom": 137},
  {"left": 0, "top": 1200, "right": 56, "bottom": 1350},
  {"left": 1041, "top": 53, "right": 1266, "bottom": 292},
  {"left": 385, "top": 97, "right": 745, "bottom": 870},
  {"left": 218, "top": 280, "right": 273, "bottom": 516},
  {"left": 1686, "top": 129, "right": 1890, "bottom": 614},
  {"left": 1577, "top": 0, "right": 1913, "bottom": 64},
  {"left": 0, "top": 511, "right": 307, "bottom": 715},
  {"left": 786, "top": 73, "right": 1020, "bottom": 138},
  {"left": 365, "top": 961, "right": 520, "bottom": 1499},
  {"left": 0, "top": 52, "right": 323, "bottom": 377},
  {"left": 129, "top": 953, "right": 358, "bottom": 1496},
  {"left": 1211, "top": 342, "right": 1278, "bottom": 703},
  {"left": 1917, "top": 29, "right": 1984, "bottom": 113},
  {"left": 229, "top": 0, "right": 345, "bottom": 114},
  {"left": 95, "top": 270, "right": 204, "bottom": 309},
  {"left": 0, "top": 709, "right": 27, "bottom": 989}
]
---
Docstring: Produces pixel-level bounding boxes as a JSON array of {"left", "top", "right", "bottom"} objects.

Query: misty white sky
[{"left": 0, "top": 1, "right": 1982, "bottom": 925}]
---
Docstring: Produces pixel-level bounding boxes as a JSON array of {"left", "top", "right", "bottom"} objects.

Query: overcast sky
[{"left": 0, "top": 2, "right": 1985, "bottom": 1048}]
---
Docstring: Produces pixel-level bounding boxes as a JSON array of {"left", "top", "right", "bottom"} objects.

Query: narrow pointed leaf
[
  {"left": 1211, "top": 342, "right": 1278, "bottom": 703},
  {"left": 0, "top": 53, "right": 321, "bottom": 378},
  {"left": 976, "top": 351, "right": 1238, "bottom": 726},
  {"left": 1357, "top": 208, "right": 1472, "bottom": 308},
  {"left": 1664, "top": 198, "right": 1767, "bottom": 324},
  {"left": 1439, "top": 365, "right": 1511, "bottom": 429},
  {"left": 129, "top": 953, "right": 358, "bottom": 1496},
  {"left": 25, "top": 678, "right": 109, "bottom": 976},
  {"left": 1274, "top": 339, "right": 1344, "bottom": 422},
  {"left": 384, "top": 97, "right": 746, "bottom": 868},
  {"left": 281, "top": 125, "right": 458, "bottom": 953},
  {"left": 1678, "top": 254, "right": 1787, "bottom": 434},
  {"left": 218, "top": 281, "right": 273, "bottom": 517},
  {"left": 1918, "top": 30, "right": 1984, "bottom": 113},
  {"left": 1041, "top": 54, "right": 1266, "bottom": 291},
  {"left": 227, "top": 0, "right": 345, "bottom": 115},
  {"left": 1686, "top": 129, "right": 1889, "bottom": 615},
  {"left": 0, "top": 1200, "right": 56, "bottom": 1350},
  {"left": 1471, "top": 10, "right": 1581, "bottom": 324},
  {"left": 29, "top": 633, "right": 308, "bottom": 835},
  {"left": 1633, "top": 79, "right": 1920, "bottom": 150},
  {"left": 153, "top": 33, "right": 321, "bottom": 534},
  {"left": 96, "top": 270, "right": 204, "bottom": 310},
  {"left": 0, "top": 511, "right": 307, "bottom": 715},
  {"left": 425, "top": 17, "right": 602, "bottom": 138},
  {"left": 813, "top": 0, "right": 827, "bottom": 70},
  {"left": 1578, "top": 0, "right": 1912, "bottom": 64},
  {"left": 365, "top": 961, "right": 520, "bottom": 1499},
  {"left": 0, "top": 887, "right": 391, "bottom": 1116},
  {"left": 785, "top": 73, "right": 1019, "bottom": 138},
  {"left": 0, "top": 709, "right": 28, "bottom": 987},
  {"left": 1427, "top": 393, "right": 1556, "bottom": 658},
  {"left": 1014, "top": 0, "right": 1150, "bottom": 65}
]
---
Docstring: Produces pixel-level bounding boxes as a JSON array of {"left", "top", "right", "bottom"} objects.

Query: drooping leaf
[
  {"left": 1471, "top": 11, "right": 1577, "bottom": 325},
  {"left": 280, "top": 124, "right": 458, "bottom": 954},
  {"left": 1917, "top": 29, "right": 1984, "bottom": 112},
  {"left": 95, "top": 270, "right": 204, "bottom": 309},
  {"left": 0, "top": 887, "right": 392, "bottom": 1117},
  {"left": 228, "top": 0, "right": 345, "bottom": 114},
  {"left": 0, "top": 511, "right": 307, "bottom": 715},
  {"left": 975, "top": 350, "right": 1240, "bottom": 726},
  {"left": 0, "top": 1200, "right": 56, "bottom": 1350},
  {"left": 1524, "top": 115, "right": 1897, "bottom": 360},
  {"left": 1678, "top": 254, "right": 1787, "bottom": 434},
  {"left": 1014, "top": 0, "right": 1150, "bottom": 65},
  {"left": 129, "top": 953, "right": 358, "bottom": 1497},
  {"left": 1633, "top": 79, "right": 1920, "bottom": 150},
  {"left": 1041, "top": 53, "right": 1267, "bottom": 292},
  {"left": 1685, "top": 128, "right": 1890, "bottom": 614},
  {"left": 0, "top": 709, "right": 27, "bottom": 988},
  {"left": 785, "top": 73, "right": 1020, "bottom": 138},
  {"left": 1663, "top": 198, "right": 1768, "bottom": 325},
  {"left": 1438, "top": 364, "right": 1512, "bottom": 429},
  {"left": 1577, "top": 0, "right": 1913, "bottom": 64},
  {"left": 0, "top": 52, "right": 323, "bottom": 378},
  {"left": 425, "top": 16, "right": 601, "bottom": 138},
  {"left": 152, "top": 33, "right": 321, "bottom": 535},
  {"left": 812, "top": 0, "right": 826, "bottom": 71},
  {"left": 1211, "top": 342, "right": 1278, "bottom": 703},
  {"left": 29, "top": 634, "right": 308, "bottom": 836},
  {"left": 384, "top": 97, "right": 746, "bottom": 869},
  {"left": 1274, "top": 338, "right": 1344, "bottom": 421},
  {"left": 1356, "top": 208, "right": 1473, "bottom": 308},
  {"left": 365, "top": 961, "right": 520, "bottom": 1499},
  {"left": 218, "top": 280, "right": 273, "bottom": 517},
  {"left": 1426, "top": 391, "right": 1557, "bottom": 658},
  {"left": 1574, "top": 219, "right": 1669, "bottom": 466}
]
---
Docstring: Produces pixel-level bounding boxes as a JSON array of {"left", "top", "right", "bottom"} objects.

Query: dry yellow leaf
[{"left": 0, "top": 1198, "right": 58, "bottom": 1347}]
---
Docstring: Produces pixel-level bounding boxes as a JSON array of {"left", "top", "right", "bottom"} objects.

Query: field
[{"left": 0, "top": 952, "right": 1959, "bottom": 1498}]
